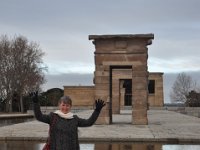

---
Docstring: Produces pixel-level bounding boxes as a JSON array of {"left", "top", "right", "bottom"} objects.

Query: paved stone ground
[{"left": 0, "top": 110, "right": 200, "bottom": 143}]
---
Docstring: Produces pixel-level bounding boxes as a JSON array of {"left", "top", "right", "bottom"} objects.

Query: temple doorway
[
  {"left": 110, "top": 66, "right": 132, "bottom": 124},
  {"left": 112, "top": 78, "right": 133, "bottom": 124},
  {"left": 123, "top": 79, "right": 132, "bottom": 106}
]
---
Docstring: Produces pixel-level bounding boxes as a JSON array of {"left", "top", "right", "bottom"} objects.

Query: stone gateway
[{"left": 64, "top": 34, "right": 164, "bottom": 125}]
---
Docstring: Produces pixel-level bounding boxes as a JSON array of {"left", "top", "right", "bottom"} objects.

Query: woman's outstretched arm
[
  {"left": 77, "top": 99, "right": 105, "bottom": 127},
  {"left": 30, "top": 91, "right": 51, "bottom": 124}
]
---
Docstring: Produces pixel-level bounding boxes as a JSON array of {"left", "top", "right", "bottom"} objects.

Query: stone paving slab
[
  {"left": 148, "top": 110, "right": 200, "bottom": 143},
  {"left": 0, "top": 110, "right": 200, "bottom": 143}
]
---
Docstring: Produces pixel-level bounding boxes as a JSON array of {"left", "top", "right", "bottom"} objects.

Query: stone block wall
[
  {"left": 148, "top": 72, "right": 164, "bottom": 107},
  {"left": 166, "top": 107, "right": 200, "bottom": 118},
  {"left": 63, "top": 86, "right": 95, "bottom": 107}
]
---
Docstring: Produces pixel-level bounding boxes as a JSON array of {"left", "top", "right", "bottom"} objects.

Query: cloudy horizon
[{"left": 42, "top": 71, "right": 200, "bottom": 104}]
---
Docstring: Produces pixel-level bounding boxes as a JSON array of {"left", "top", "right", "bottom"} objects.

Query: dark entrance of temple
[{"left": 123, "top": 79, "right": 132, "bottom": 106}]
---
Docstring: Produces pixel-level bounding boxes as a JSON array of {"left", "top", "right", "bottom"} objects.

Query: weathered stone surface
[
  {"left": 94, "top": 70, "right": 109, "bottom": 76},
  {"left": 148, "top": 72, "right": 164, "bottom": 107},
  {"left": 94, "top": 76, "right": 109, "bottom": 84},
  {"left": 64, "top": 86, "right": 94, "bottom": 107}
]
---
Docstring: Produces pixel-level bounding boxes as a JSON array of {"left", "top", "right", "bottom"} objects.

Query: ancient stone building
[{"left": 64, "top": 34, "right": 164, "bottom": 125}]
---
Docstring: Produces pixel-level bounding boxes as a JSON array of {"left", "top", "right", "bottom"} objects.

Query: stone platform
[{"left": 0, "top": 110, "right": 200, "bottom": 144}]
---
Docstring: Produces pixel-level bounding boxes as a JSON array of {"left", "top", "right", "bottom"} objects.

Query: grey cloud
[
  {"left": 149, "top": 37, "right": 200, "bottom": 60},
  {"left": 0, "top": 0, "right": 200, "bottom": 74},
  {"left": 1, "top": 0, "right": 199, "bottom": 30}
]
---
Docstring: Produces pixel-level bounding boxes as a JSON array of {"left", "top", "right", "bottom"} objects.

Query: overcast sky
[{"left": 0, "top": 0, "right": 200, "bottom": 102}]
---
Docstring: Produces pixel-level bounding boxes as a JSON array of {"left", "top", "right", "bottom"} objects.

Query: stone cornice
[{"left": 89, "top": 34, "right": 154, "bottom": 40}]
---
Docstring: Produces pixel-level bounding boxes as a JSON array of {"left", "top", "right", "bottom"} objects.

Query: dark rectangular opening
[
  {"left": 148, "top": 80, "right": 155, "bottom": 94},
  {"left": 123, "top": 79, "right": 132, "bottom": 106}
]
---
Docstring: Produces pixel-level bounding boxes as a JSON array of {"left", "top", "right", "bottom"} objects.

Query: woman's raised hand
[
  {"left": 29, "top": 91, "right": 39, "bottom": 103},
  {"left": 95, "top": 99, "right": 106, "bottom": 112}
]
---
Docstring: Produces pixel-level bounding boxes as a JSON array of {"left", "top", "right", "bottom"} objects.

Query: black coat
[{"left": 33, "top": 103, "right": 100, "bottom": 150}]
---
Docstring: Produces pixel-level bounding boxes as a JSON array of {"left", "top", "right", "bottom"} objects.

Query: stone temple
[{"left": 64, "top": 34, "right": 164, "bottom": 125}]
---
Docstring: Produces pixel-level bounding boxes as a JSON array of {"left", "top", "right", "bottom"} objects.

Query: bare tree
[
  {"left": 170, "top": 72, "right": 197, "bottom": 103},
  {"left": 0, "top": 35, "right": 47, "bottom": 112}
]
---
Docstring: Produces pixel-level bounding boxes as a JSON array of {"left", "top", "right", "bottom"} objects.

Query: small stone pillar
[{"left": 120, "top": 80, "right": 125, "bottom": 109}]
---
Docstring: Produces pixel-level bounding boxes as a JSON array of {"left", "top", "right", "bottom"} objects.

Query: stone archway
[{"left": 89, "top": 34, "right": 154, "bottom": 125}]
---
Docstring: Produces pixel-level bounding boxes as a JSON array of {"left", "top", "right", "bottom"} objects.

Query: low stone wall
[
  {"left": 28, "top": 106, "right": 200, "bottom": 118},
  {"left": 150, "top": 106, "right": 200, "bottom": 118},
  {"left": 0, "top": 114, "right": 34, "bottom": 127},
  {"left": 167, "top": 107, "right": 200, "bottom": 118},
  {"left": 27, "top": 106, "right": 94, "bottom": 115}
]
